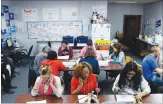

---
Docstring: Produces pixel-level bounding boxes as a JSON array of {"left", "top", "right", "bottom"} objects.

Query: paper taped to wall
[{"left": 43, "top": 8, "right": 59, "bottom": 21}]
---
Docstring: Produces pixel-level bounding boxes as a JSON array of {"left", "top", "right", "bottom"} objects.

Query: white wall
[
  {"left": 143, "top": 1, "right": 163, "bottom": 36},
  {"left": 107, "top": 3, "right": 143, "bottom": 39},
  {"left": 2, "top": 0, "right": 107, "bottom": 56}
]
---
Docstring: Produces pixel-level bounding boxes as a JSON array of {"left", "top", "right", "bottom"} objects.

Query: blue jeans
[{"left": 152, "top": 75, "right": 163, "bottom": 85}]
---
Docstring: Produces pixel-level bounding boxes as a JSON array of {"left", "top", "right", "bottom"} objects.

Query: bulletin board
[{"left": 27, "top": 21, "right": 82, "bottom": 40}]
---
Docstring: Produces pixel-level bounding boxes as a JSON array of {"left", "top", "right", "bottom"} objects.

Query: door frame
[{"left": 123, "top": 15, "right": 142, "bottom": 44}]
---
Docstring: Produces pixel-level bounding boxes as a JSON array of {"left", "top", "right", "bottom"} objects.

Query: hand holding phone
[{"left": 79, "top": 78, "right": 84, "bottom": 86}]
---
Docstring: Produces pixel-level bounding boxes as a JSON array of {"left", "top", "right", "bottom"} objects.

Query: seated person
[
  {"left": 112, "top": 62, "right": 151, "bottom": 101},
  {"left": 31, "top": 64, "right": 63, "bottom": 97},
  {"left": 109, "top": 43, "right": 126, "bottom": 68},
  {"left": 79, "top": 48, "right": 100, "bottom": 75},
  {"left": 71, "top": 62, "right": 100, "bottom": 95},
  {"left": 1, "top": 55, "right": 17, "bottom": 94},
  {"left": 41, "top": 51, "right": 66, "bottom": 76},
  {"left": 142, "top": 46, "right": 163, "bottom": 85},
  {"left": 80, "top": 39, "right": 98, "bottom": 59},
  {"left": 33, "top": 46, "right": 51, "bottom": 76},
  {"left": 2, "top": 53, "right": 16, "bottom": 78},
  {"left": 58, "top": 40, "right": 73, "bottom": 59}
]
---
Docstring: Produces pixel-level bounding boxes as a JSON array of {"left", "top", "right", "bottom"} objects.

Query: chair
[
  {"left": 48, "top": 41, "right": 51, "bottom": 48},
  {"left": 60, "top": 76, "right": 65, "bottom": 94},
  {"left": 28, "top": 60, "right": 37, "bottom": 88},
  {"left": 15, "top": 45, "right": 33, "bottom": 65},
  {"left": 93, "top": 74, "right": 103, "bottom": 95},
  {"left": 76, "top": 36, "right": 88, "bottom": 43},
  {"left": 63, "top": 36, "right": 74, "bottom": 44},
  {"left": 125, "top": 56, "right": 133, "bottom": 64}
]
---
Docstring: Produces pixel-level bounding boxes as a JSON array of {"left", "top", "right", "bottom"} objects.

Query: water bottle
[{"left": 113, "top": 56, "right": 117, "bottom": 64}]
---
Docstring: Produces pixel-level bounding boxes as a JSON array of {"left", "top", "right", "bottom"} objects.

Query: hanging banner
[{"left": 22, "top": 8, "right": 38, "bottom": 21}]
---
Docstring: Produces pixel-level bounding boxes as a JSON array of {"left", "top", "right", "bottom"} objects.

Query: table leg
[{"left": 106, "top": 71, "right": 108, "bottom": 80}]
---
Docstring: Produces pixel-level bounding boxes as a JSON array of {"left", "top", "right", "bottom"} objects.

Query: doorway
[{"left": 122, "top": 15, "right": 142, "bottom": 49}]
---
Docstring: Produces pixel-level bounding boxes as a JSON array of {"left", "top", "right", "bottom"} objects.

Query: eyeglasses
[{"left": 127, "top": 72, "right": 136, "bottom": 76}]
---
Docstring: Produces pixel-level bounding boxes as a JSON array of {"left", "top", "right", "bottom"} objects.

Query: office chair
[
  {"left": 63, "top": 36, "right": 74, "bottom": 44},
  {"left": 76, "top": 36, "right": 88, "bottom": 43},
  {"left": 15, "top": 45, "right": 33, "bottom": 65},
  {"left": 28, "top": 60, "right": 37, "bottom": 88}
]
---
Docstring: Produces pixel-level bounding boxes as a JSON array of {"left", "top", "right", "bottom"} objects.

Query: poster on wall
[
  {"left": 61, "top": 7, "right": 78, "bottom": 20},
  {"left": 156, "top": 20, "right": 161, "bottom": 28},
  {"left": 2, "top": 5, "right": 9, "bottom": 13},
  {"left": 93, "top": 5, "right": 107, "bottom": 18},
  {"left": 1, "top": 29, "right": 6, "bottom": 34},
  {"left": 9, "top": 13, "right": 14, "bottom": 20},
  {"left": 42, "top": 8, "right": 59, "bottom": 21},
  {"left": 94, "top": 39, "right": 110, "bottom": 50},
  {"left": 10, "top": 26, "right": 16, "bottom": 32},
  {"left": 22, "top": 9, "right": 38, "bottom": 21},
  {"left": 6, "top": 20, "right": 10, "bottom": 26}
]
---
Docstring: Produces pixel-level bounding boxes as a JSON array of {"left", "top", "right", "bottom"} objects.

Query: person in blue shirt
[
  {"left": 79, "top": 48, "right": 100, "bottom": 75},
  {"left": 142, "top": 46, "right": 163, "bottom": 85}
]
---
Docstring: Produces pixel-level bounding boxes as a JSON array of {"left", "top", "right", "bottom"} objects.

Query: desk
[
  {"left": 100, "top": 63, "right": 122, "bottom": 79},
  {"left": 14, "top": 94, "right": 163, "bottom": 103},
  {"left": 62, "top": 59, "right": 121, "bottom": 79},
  {"left": 135, "top": 38, "right": 157, "bottom": 57}
]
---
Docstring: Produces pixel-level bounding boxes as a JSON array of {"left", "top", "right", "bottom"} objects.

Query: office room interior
[{"left": 1, "top": 0, "right": 163, "bottom": 103}]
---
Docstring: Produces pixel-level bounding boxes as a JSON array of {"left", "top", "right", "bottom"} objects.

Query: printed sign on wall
[
  {"left": 9, "top": 13, "right": 14, "bottom": 20},
  {"left": 1, "top": 29, "right": 6, "bottom": 34},
  {"left": 156, "top": 20, "right": 161, "bottom": 28},
  {"left": 22, "top": 9, "right": 38, "bottom": 21},
  {"left": 6, "top": 20, "right": 10, "bottom": 26},
  {"left": 2, "top": 5, "right": 9, "bottom": 13},
  {"left": 10, "top": 26, "right": 16, "bottom": 32}
]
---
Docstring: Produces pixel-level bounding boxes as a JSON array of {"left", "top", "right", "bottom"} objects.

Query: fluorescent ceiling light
[{"left": 114, "top": 1, "right": 138, "bottom": 3}]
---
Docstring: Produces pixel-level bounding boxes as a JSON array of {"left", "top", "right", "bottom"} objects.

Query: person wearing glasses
[{"left": 112, "top": 62, "right": 151, "bottom": 101}]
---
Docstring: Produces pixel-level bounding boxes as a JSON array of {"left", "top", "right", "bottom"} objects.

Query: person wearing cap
[
  {"left": 58, "top": 40, "right": 73, "bottom": 59},
  {"left": 33, "top": 46, "right": 51, "bottom": 76},
  {"left": 41, "top": 50, "right": 66, "bottom": 76},
  {"left": 80, "top": 39, "right": 98, "bottom": 59}
]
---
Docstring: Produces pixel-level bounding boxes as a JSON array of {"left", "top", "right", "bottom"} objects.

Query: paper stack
[{"left": 26, "top": 100, "right": 46, "bottom": 103}]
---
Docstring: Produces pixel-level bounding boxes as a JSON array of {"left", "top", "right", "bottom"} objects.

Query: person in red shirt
[
  {"left": 71, "top": 62, "right": 100, "bottom": 95},
  {"left": 41, "top": 51, "right": 66, "bottom": 76}
]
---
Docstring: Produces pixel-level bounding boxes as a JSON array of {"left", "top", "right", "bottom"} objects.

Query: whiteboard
[{"left": 27, "top": 21, "right": 82, "bottom": 40}]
